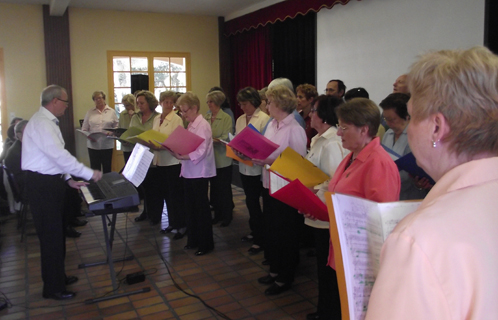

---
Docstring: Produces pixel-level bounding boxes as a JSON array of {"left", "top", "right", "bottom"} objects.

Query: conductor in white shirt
[{"left": 22, "top": 85, "right": 102, "bottom": 300}]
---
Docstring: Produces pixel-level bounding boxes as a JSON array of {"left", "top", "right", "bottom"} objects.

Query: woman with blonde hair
[
  {"left": 253, "top": 85, "right": 307, "bottom": 295},
  {"left": 366, "top": 47, "right": 498, "bottom": 319},
  {"left": 170, "top": 92, "right": 216, "bottom": 256},
  {"left": 147, "top": 91, "right": 185, "bottom": 233},
  {"left": 205, "top": 90, "right": 233, "bottom": 227}
]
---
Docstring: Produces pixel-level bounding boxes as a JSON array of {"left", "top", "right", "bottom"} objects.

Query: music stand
[{"left": 78, "top": 206, "right": 150, "bottom": 304}]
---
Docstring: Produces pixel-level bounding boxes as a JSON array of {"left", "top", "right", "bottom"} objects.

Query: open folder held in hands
[
  {"left": 325, "top": 192, "right": 421, "bottom": 320},
  {"left": 156, "top": 125, "right": 204, "bottom": 155},
  {"left": 270, "top": 147, "right": 330, "bottom": 187},
  {"left": 227, "top": 125, "right": 278, "bottom": 160}
]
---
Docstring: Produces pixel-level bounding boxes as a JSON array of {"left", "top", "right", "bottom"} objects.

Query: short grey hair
[
  {"left": 268, "top": 78, "right": 294, "bottom": 92},
  {"left": 41, "top": 85, "right": 65, "bottom": 107},
  {"left": 14, "top": 120, "right": 28, "bottom": 140}
]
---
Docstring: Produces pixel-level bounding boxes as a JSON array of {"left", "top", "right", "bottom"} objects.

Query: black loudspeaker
[
  {"left": 131, "top": 74, "right": 149, "bottom": 94},
  {"left": 485, "top": 0, "right": 498, "bottom": 54}
]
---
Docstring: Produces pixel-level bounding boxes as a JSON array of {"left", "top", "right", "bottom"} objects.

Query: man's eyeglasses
[{"left": 57, "top": 98, "right": 69, "bottom": 104}]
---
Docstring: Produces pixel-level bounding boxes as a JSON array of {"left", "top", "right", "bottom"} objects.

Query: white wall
[{"left": 317, "top": 0, "right": 485, "bottom": 104}]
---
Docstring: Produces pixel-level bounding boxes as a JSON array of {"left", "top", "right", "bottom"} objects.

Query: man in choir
[
  {"left": 22, "top": 85, "right": 102, "bottom": 300},
  {"left": 392, "top": 74, "right": 409, "bottom": 94},
  {"left": 325, "top": 79, "right": 346, "bottom": 99}
]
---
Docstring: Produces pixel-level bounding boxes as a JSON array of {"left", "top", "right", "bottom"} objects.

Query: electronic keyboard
[{"left": 80, "top": 172, "right": 139, "bottom": 214}]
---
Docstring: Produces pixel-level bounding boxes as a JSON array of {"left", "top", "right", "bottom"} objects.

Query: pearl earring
[{"left": 432, "top": 139, "right": 440, "bottom": 148}]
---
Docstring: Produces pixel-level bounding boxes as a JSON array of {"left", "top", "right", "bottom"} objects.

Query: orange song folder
[{"left": 226, "top": 145, "right": 253, "bottom": 166}]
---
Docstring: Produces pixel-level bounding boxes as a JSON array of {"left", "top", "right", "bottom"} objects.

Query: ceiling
[{"left": 0, "top": 0, "right": 285, "bottom": 20}]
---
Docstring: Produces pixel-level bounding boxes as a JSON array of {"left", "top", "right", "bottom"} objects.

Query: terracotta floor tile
[{"left": 0, "top": 185, "right": 326, "bottom": 319}]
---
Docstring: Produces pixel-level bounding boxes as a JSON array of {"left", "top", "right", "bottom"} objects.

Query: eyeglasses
[
  {"left": 324, "top": 89, "right": 335, "bottom": 93},
  {"left": 335, "top": 124, "right": 348, "bottom": 131},
  {"left": 310, "top": 108, "right": 317, "bottom": 113},
  {"left": 57, "top": 98, "right": 69, "bottom": 104}
]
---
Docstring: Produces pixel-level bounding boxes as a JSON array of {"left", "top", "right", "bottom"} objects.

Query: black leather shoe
[
  {"left": 134, "top": 214, "right": 147, "bottom": 222},
  {"left": 173, "top": 231, "right": 185, "bottom": 240},
  {"left": 306, "top": 312, "right": 322, "bottom": 320},
  {"left": 66, "top": 226, "right": 81, "bottom": 238},
  {"left": 264, "top": 282, "right": 291, "bottom": 295},
  {"left": 184, "top": 245, "right": 196, "bottom": 250},
  {"left": 65, "top": 276, "right": 78, "bottom": 286},
  {"left": 78, "top": 209, "right": 91, "bottom": 217},
  {"left": 248, "top": 246, "right": 263, "bottom": 255},
  {"left": 220, "top": 220, "right": 231, "bottom": 227},
  {"left": 195, "top": 249, "right": 211, "bottom": 256},
  {"left": 43, "top": 291, "right": 76, "bottom": 300},
  {"left": 69, "top": 219, "right": 88, "bottom": 227},
  {"left": 258, "top": 274, "right": 276, "bottom": 285},
  {"left": 262, "top": 260, "right": 269, "bottom": 266},
  {"left": 160, "top": 226, "right": 174, "bottom": 234}
]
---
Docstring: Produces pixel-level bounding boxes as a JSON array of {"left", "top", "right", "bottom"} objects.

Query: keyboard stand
[{"left": 78, "top": 206, "right": 151, "bottom": 304}]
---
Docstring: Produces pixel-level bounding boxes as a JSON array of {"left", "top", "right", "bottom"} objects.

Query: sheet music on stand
[{"left": 122, "top": 143, "right": 154, "bottom": 187}]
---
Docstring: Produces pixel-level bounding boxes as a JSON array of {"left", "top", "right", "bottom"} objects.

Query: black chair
[{"left": 2, "top": 164, "right": 29, "bottom": 242}]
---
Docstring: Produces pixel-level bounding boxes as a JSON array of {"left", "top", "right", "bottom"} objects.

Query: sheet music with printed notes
[
  {"left": 122, "top": 143, "right": 154, "bottom": 187},
  {"left": 326, "top": 192, "right": 421, "bottom": 320}
]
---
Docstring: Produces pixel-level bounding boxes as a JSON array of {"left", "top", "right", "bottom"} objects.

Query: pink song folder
[
  {"left": 160, "top": 126, "right": 205, "bottom": 155},
  {"left": 227, "top": 126, "right": 279, "bottom": 160}
]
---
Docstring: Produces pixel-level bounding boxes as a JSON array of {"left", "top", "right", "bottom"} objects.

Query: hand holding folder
[
  {"left": 226, "top": 146, "right": 253, "bottom": 166},
  {"left": 118, "top": 127, "right": 145, "bottom": 144},
  {"left": 269, "top": 147, "right": 330, "bottom": 187}
]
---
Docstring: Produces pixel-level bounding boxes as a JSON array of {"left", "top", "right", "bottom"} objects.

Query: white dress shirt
[
  {"left": 305, "top": 127, "right": 348, "bottom": 229},
  {"left": 22, "top": 106, "right": 94, "bottom": 180},
  {"left": 81, "top": 105, "right": 118, "bottom": 149}
]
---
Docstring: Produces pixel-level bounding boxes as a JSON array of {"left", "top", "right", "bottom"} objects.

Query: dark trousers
[
  {"left": 88, "top": 148, "right": 113, "bottom": 173},
  {"left": 184, "top": 178, "right": 214, "bottom": 252},
  {"left": 314, "top": 227, "right": 341, "bottom": 318},
  {"left": 210, "top": 165, "right": 233, "bottom": 223},
  {"left": 26, "top": 171, "right": 67, "bottom": 296},
  {"left": 240, "top": 173, "right": 264, "bottom": 247},
  {"left": 139, "top": 167, "right": 155, "bottom": 220},
  {"left": 262, "top": 188, "right": 303, "bottom": 284},
  {"left": 146, "top": 165, "right": 185, "bottom": 227},
  {"left": 64, "top": 184, "right": 82, "bottom": 223}
]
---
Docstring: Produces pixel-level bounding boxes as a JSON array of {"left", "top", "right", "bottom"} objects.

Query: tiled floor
[{"left": 0, "top": 185, "right": 320, "bottom": 319}]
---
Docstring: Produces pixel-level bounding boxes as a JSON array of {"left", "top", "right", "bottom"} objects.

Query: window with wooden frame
[{"left": 107, "top": 51, "right": 191, "bottom": 114}]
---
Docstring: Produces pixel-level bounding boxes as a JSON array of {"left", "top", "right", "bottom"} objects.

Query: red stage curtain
[
  {"left": 229, "top": 26, "right": 272, "bottom": 119},
  {"left": 225, "top": 0, "right": 354, "bottom": 36}
]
